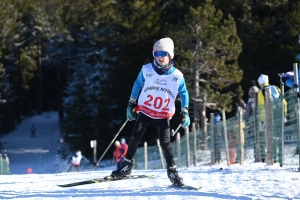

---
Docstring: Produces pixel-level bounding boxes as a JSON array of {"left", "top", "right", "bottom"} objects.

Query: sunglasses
[{"left": 153, "top": 51, "right": 168, "bottom": 58}]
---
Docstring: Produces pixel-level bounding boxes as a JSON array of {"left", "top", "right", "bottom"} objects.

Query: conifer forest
[{"left": 0, "top": 0, "right": 300, "bottom": 159}]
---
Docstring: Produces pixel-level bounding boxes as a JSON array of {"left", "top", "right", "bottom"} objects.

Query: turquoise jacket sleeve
[
  {"left": 178, "top": 77, "right": 189, "bottom": 109},
  {"left": 130, "top": 70, "right": 145, "bottom": 99}
]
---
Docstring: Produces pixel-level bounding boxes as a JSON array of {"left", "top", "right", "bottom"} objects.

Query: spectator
[
  {"left": 213, "top": 112, "right": 222, "bottom": 163},
  {"left": 279, "top": 71, "right": 296, "bottom": 89},
  {"left": 235, "top": 98, "right": 246, "bottom": 117},
  {"left": 257, "top": 74, "right": 287, "bottom": 122},
  {"left": 244, "top": 80, "right": 260, "bottom": 119},
  {"left": 119, "top": 138, "right": 128, "bottom": 167},
  {"left": 113, "top": 141, "right": 122, "bottom": 169},
  {"left": 257, "top": 74, "right": 287, "bottom": 163}
]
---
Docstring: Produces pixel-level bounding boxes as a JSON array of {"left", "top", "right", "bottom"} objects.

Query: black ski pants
[{"left": 125, "top": 113, "right": 176, "bottom": 167}]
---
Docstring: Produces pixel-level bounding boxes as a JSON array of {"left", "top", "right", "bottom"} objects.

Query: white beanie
[
  {"left": 152, "top": 37, "right": 174, "bottom": 59},
  {"left": 115, "top": 141, "right": 120, "bottom": 146},
  {"left": 258, "top": 74, "right": 269, "bottom": 85}
]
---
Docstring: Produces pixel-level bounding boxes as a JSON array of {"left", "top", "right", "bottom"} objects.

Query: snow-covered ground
[{"left": 1, "top": 111, "right": 300, "bottom": 200}]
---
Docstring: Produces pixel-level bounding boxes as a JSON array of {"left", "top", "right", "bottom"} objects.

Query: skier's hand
[
  {"left": 179, "top": 108, "right": 190, "bottom": 128},
  {"left": 126, "top": 99, "right": 137, "bottom": 121}
]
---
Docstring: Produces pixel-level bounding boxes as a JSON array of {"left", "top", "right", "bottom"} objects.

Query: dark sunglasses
[{"left": 153, "top": 51, "right": 168, "bottom": 58}]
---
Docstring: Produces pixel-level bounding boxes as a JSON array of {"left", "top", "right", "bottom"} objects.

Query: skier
[
  {"left": 111, "top": 37, "right": 190, "bottom": 186},
  {"left": 30, "top": 125, "right": 37, "bottom": 138},
  {"left": 67, "top": 150, "right": 89, "bottom": 172}
]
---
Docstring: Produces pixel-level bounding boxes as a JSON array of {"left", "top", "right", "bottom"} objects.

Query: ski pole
[
  {"left": 171, "top": 124, "right": 181, "bottom": 136},
  {"left": 93, "top": 119, "right": 129, "bottom": 170}
]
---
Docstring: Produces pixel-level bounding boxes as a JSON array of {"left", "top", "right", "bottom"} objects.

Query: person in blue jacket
[
  {"left": 111, "top": 37, "right": 190, "bottom": 186},
  {"left": 279, "top": 71, "right": 296, "bottom": 88}
]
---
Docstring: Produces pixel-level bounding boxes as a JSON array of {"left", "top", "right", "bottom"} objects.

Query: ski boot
[
  {"left": 111, "top": 157, "right": 134, "bottom": 179},
  {"left": 167, "top": 165, "right": 184, "bottom": 186}
]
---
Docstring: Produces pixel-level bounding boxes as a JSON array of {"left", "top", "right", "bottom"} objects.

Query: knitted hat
[
  {"left": 258, "top": 74, "right": 269, "bottom": 85},
  {"left": 248, "top": 86, "right": 259, "bottom": 96},
  {"left": 153, "top": 37, "right": 174, "bottom": 59}
]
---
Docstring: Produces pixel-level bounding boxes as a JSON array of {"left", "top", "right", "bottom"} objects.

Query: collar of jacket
[{"left": 261, "top": 83, "right": 270, "bottom": 88}]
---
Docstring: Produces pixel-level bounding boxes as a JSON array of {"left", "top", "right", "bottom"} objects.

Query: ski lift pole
[{"left": 93, "top": 119, "right": 129, "bottom": 170}]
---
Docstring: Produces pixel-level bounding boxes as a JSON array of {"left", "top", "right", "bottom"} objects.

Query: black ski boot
[
  {"left": 111, "top": 157, "right": 134, "bottom": 179},
  {"left": 167, "top": 165, "right": 184, "bottom": 186}
]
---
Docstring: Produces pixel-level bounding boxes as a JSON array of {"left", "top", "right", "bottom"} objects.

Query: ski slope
[{"left": 0, "top": 112, "right": 300, "bottom": 199}]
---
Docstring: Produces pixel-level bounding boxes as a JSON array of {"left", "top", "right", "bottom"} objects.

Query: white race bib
[{"left": 135, "top": 64, "right": 183, "bottom": 119}]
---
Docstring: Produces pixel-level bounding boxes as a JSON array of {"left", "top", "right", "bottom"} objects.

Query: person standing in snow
[
  {"left": 111, "top": 37, "right": 190, "bottom": 186},
  {"left": 119, "top": 138, "right": 128, "bottom": 168},
  {"left": 257, "top": 74, "right": 287, "bottom": 163},
  {"left": 244, "top": 80, "right": 259, "bottom": 119},
  {"left": 113, "top": 141, "right": 122, "bottom": 169},
  {"left": 213, "top": 112, "right": 222, "bottom": 163},
  {"left": 30, "top": 125, "right": 37, "bottom": 138},
  {"left": 67, "top": 150, "right": 89, "bottom": 172}
]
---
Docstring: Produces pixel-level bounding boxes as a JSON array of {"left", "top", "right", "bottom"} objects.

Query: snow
[{"left": 1, "top": 112, "right": 300, "bottom": 199}]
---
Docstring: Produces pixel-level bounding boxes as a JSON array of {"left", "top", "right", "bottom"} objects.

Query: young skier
[
  {"left": 111, "top": 37, "right": 190, "bottom": 186},
  {"left": 67, "top": 150, "right": 89, "bottom": 172}
]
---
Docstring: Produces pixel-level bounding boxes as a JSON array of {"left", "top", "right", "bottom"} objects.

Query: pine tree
[{"left": 166, "top": 0, "right": 243, "bottom": 149}]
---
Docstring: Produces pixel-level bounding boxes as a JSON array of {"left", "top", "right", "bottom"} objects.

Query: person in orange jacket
[
  {"left": 119, "top": 138, "right": 128, "bottom": 168},
  {"left": 113, "top": 141, "right": 122, "bottom": 169}
]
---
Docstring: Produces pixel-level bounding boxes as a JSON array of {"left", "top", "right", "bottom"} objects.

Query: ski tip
[
  {"left": 170, "top": 184, "right": 201, "bottom": 191},
  {"left": 57, "top": 184, "right": 67, "bottom": 188}
]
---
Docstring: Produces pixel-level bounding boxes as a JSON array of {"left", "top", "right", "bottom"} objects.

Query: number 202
[{"left": 144, "top": 95, "right": 170, "bottom": 111}]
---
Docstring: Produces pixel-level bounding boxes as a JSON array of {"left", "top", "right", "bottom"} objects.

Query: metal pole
[
  {"left": 280, "top": 79, "right": 285, "bottom": 167},
  {"left": 144, "top": 142, "right": 147, "bottom": 170},
  {"left": 222, "top": 109, "right": 230, "bottom": 166},
  {"left": 93, "top": 140, "right": 97, "bottom": 164},
  {"left": 192, "top": 123, "right": 197, "bottom": 166},
  {"left": 157, "top": 139, "right": 165, "bottom": 169},
  {"left": 176, "top": 133, "right": 181, "bottom": 168},
  {"left": 293, "top": 63, "right": 300, "bottom": 169},
  {"left": 210, "top": 113, "right": 215, "bottom": 164},
  {"left": 0, "top": 154, "right": 2, "bottom": 175},
  {"left": 93, "top": 119, "right": 129, "bottom": 170},
  {"left": 185, "top": 127, "right": 190, "bottom": 167},
  {"left": 171, "top": 124, "right": 181, "bottom": 136}
]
